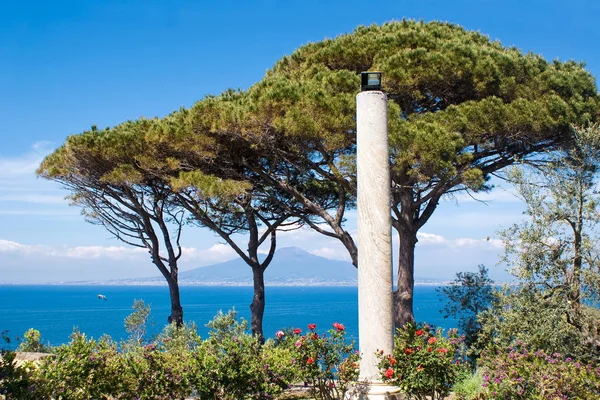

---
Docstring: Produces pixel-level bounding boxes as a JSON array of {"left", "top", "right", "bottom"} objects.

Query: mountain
[
  {"left": 179, "top": 246, "right": 357, "bottom": 285},
  {"left": 62, "top": 246, "right": 451, "bottom": 287},
  {"left": 102, "top": 247, "right": 358, "bottom": 286}
]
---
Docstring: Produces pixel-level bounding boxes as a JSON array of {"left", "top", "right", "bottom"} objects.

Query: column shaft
[{"left": 356, "top": 90, "right": 394, "bottom": 381}]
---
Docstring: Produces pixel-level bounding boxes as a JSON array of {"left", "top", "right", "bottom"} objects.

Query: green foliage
[
  {"left": 124, "top": 299, "right": 152, "bottom": 345},
  {"left": 37, "top": 20, "right": 600, "bottom": 333},
  {"left": 274, "top": 322, "right": 359, "bottom": 400},
  {"left": 452, "top": 369, "right": 484, "bottom": 400},
  {"left": 7, "top": 311, "right": 299, "bottom": 399},
  {"left": 200, "top": 310, "right": 292, "bottom": 399},
  {"left": 476, "top": 285, "right": 600, "bottom": 363},
  {"left": 32, "top": 331, "right": 121, "bottom": 399},
  {"left": 480, "top": 124, "right": 600, "bottom": 361},
  {"left": 437, "top": 265, "right": 495, "bottom": 351},
  {"left": 478, "top": 341, "right": 600, "bottom": 399},
  {"left": 1, "top": 331, "right": 38, "bottom": 400},
  {"left": 17, "top": 328, "right": 51, "bottom": 353},
  {"left": 119, "top": 340, "right": 195, "bottom": 399},
  {"left": 378, "top": 323, "right": 466, "bottom": 400},
  {"left": 236, "top": 19, "right": 600, "bottom": 328}
]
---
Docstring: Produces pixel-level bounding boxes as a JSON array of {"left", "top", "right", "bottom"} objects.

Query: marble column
[{"left": 353, "top": 90, "right": 401, "bottom": 399}]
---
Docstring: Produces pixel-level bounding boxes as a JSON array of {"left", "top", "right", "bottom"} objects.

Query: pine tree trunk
[
  {"left": 394, "top": 229, "right": 417, "bottom": 329},
  {"left": 166, "top": 274, "right": 184, "bottom": 326},
  {"left": 250, "top": 266, "right": 266, "bottom": 342}
]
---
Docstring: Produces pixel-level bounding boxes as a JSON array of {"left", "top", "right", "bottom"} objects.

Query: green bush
[
  {"left": 118, "top": 341, "right": 195, "bottom": 399},
  {"left": 0, "top": 350, "right": 38, "bottom": 399},
  {"left": 478, "top": 341, "right": 600, "bottom": 399},
  {"left": 17, "top": 328, "right": 51, "bottom": 354},
  {"left": 378, "top": 323, "right": 466, "bottom": 400},
  {"left": 452, "top": 369, "right": 484, "bottom": 400},
  {"left": 32, "top": 331, "right": 121, "bottom": 399},
  {"left": 197, "top": 309, "right": 295, "bottom": 399},
  {"left": 276, "top": 322, "right": 359, "bottom": 400}
]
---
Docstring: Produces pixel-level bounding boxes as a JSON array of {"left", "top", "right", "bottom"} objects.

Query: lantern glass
[{"left": 360, "top": 72, "right": 382, "bottom": 91}]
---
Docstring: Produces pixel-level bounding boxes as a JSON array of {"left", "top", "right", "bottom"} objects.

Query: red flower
[
  {"left": 308, "top": 323, "right": 316, "bottom": 330},
  {"left": 404, "top": 348, "right": 413, "bottom": 355},
  {"left": 384, "top": 368, "right": 394, "bottom": 379},
  {"left": 307, "top": 357, "right": 314, "bottom": 364},
  {"left": 333, "top": 322, "right": 345, "bottom": 331},
  {"left": 427, "top": 337, "right": 437, "bottom": 344},
  {"left": 415, "top": 329, "right": 424, "bottom": 336},
  {"left": 388, "top": 357, "right": 397, "bottom": 365},
  {"left": 437, "top": 348, "right": 448, "bottom": 354},
  {"left": 293, "top": 328, "right": 302, "bottom": 335},
  {"left": 428, "top": 347, "right": 432, "bottom": 352}
]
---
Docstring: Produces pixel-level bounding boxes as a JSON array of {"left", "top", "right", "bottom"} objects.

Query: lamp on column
[{"left": 360, "top": 71, "right": 382, "bottom": 91}]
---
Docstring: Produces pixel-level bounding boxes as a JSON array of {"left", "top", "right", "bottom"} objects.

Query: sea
[{"left": 0, "top": 285, "right": 457, "bottom": 350}]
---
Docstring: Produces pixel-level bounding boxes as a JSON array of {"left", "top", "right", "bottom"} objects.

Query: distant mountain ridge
[
  {"left": 107, "top": 247, "right": 358, "bottom": 286},
  {"left": 58, "top": 246, "right": 451, "bottom": 286}
]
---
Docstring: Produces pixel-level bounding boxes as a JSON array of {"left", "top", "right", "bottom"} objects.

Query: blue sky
[{"left": 1, "top": 0, "right": 599, "bottom": 283}]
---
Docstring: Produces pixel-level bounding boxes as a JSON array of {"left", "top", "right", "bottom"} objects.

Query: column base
[{"left": 345, "top": 381, "right": 404, "bottom": 400}]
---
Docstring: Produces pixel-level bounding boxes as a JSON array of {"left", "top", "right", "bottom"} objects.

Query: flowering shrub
[
  {"left": 118, "top": 332, "right": 197, "bottom": 399},
  {"left": 378, "top": 323, "right": 466, "bottom": 400},
  {"left": 32, "top": 331, "right": 121, "bottom": 399},
  {"left": 196, "top": 310, "right": 293, "bottom": 399},
  {"left": 478, "top": 341, "right": 600, "bottom": 399},
  {"left": 277, "top": 322, "right": 359, "bottom": 400}
]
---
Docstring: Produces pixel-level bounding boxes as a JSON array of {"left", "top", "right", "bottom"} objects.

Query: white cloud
[
  {"left": 180, "top": 243, "right": 237, "bottom": 264},
  {"left": 0, "top": 141, "right": 54, "bottom": 178},
  {"left": 50, "top": 245, "right": 148, "bottom": 259},
  {"left": 310, "top": 246, "right": 352, "bottom": 261},
  {"left": 416, "top": 232, "right": 446, "bottom": 245},
  {"left": 412, "top": 232, "right": 504, "bottom": 252},
  {"left": 0, "top": 239, "right": 146, "bottom": 259},
  {"left": 454, "top": 237, "right": 503, "bottom": 249},
  {"left": 0, "top": 240, "right": 30, "bottom": 253},
  {"left": 0, "top": 239, "right": 239, "bottom": 265}
]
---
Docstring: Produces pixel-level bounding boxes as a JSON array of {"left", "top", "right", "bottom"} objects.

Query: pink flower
[
  {"left": 427, "top": 337, "right": 437, "bottom": 345},
  {"left": 275, "top": 330, "right": 285, "bottom": 339},
  {"left": 293, "top": 328, "right": 302, "bottom": 335},
  {"left": 333, "top": 322, "right": 345, "bottom": 331},
  {"left": 437, "top": 348, "right": 448, "bottom": 354},
  {"left": 308, "top": 323, "right": 317, "bottom": 330},
  {"left": 385, "top": 368, "right": 394, "bottom": 379},
  {"left": 295, "top": 340, "right": 302, "bottom": 348}
]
